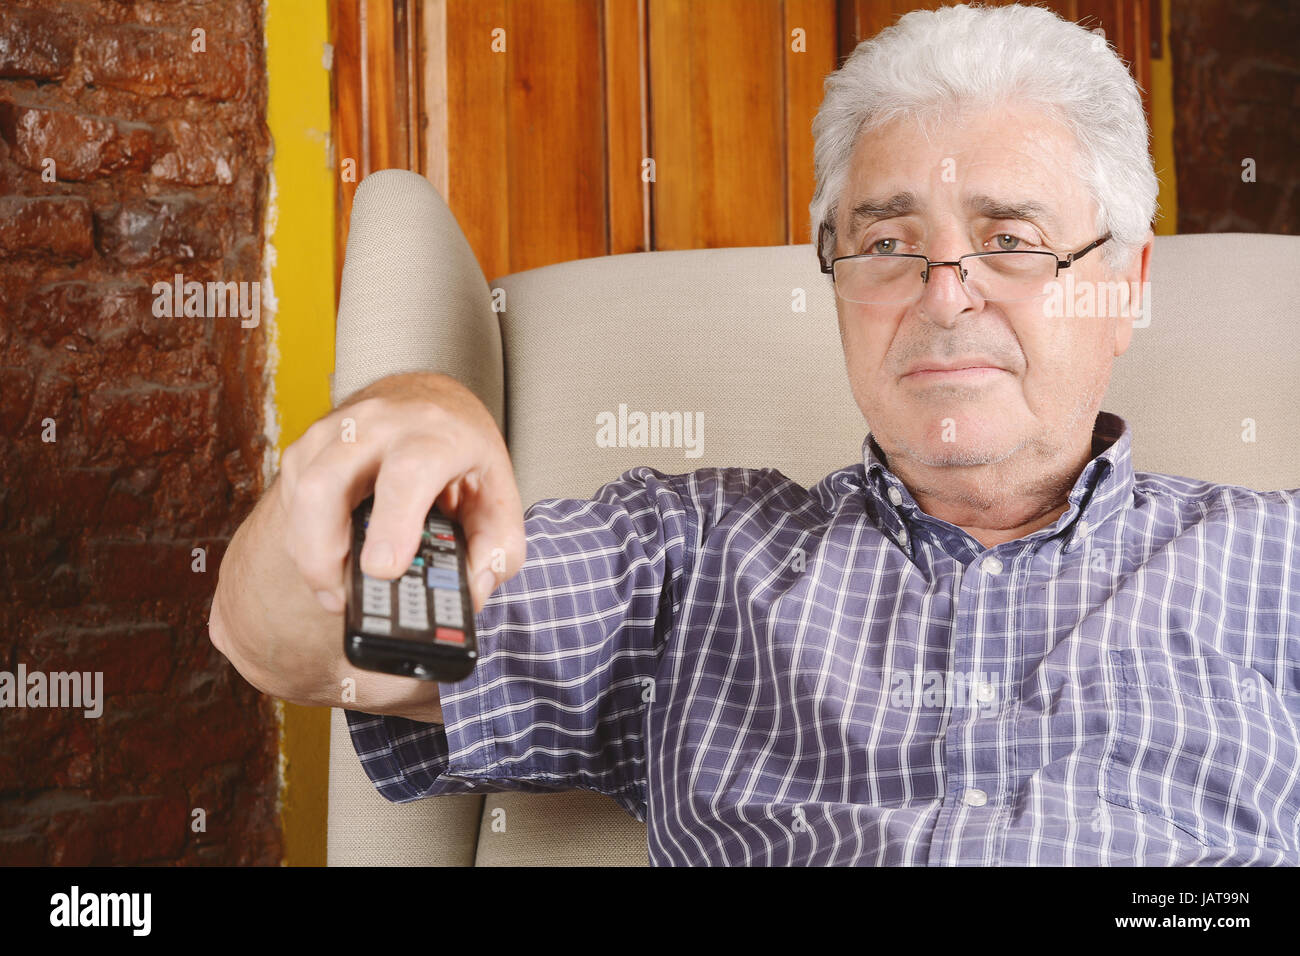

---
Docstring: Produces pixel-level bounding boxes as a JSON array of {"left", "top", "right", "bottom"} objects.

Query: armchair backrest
[{"left": 328, "top": 169, "right": 1299, "bottom": 866}]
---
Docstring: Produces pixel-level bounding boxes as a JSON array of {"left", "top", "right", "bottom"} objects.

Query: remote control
[{"left": 343, "top": 495, "right": 478, "bottom": 682}]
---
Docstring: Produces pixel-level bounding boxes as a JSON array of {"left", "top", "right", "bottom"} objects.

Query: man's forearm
[{"left": 212, "top": 479, "right": 341, "bottom": 704}]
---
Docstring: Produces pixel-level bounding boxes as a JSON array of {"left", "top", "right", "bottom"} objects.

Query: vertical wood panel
[
  {"left": 330, "top": 2, "right": 362, "bottom": 299},
  {"left": 783, "top": 0, "right": 838, "bottom": 245},
  {"left": 604, "top": 0, "right": 651, "bottom": 254},
  {"left": 505, "top": 0, "right": 607, "bottom": 273},
  {"left": 1132, "top": 0, "right": 1152, "bottom": 119},
  {"left": 649, "top": 0, "right": 787, "bottom": 249},
  {"left": 362, "top": 0, "right": 407, "bottom": 171},
  {"left": 446, "top": 0, "right": 509, "bottom": 280},
  {"left": 421, "top": 0, "right": 450, "bottom": 198},
  {"left": 342, "top": 0, "right": 1157, "bottom": 287}
]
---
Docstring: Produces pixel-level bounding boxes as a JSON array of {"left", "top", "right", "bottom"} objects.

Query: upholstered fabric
[{"left": 327, "top": 169, "right": 1299, "bottom": 866}]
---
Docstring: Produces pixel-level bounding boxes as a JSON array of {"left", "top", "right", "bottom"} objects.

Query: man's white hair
[{"left": 809, "top": 2, "right": 1158, "bottom": 275}]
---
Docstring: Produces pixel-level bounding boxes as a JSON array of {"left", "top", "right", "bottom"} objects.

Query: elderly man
[{"left": 210, "top": 3, "right": 1300, "bottom": 865}]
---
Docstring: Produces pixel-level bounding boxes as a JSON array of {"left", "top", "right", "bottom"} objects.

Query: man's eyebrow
[
  {"left": 843, "top": 191, "right": 1060, "bottom": 240},
  {"left": 963, "top": 194, "right": 1058, "bottom": 231},
  {"left": 846, "top": 192, "right": 920, "bottom": 239}
]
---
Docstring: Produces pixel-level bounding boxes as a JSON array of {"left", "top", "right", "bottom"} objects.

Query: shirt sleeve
[{"left": 344, "top": 465, "right": 763, "bottom": 821}]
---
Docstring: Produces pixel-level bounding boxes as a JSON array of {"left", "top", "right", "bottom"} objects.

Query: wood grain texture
[
  {"left": 330, "top": 1, "right": 362, "bottom": 301},
  {"left": 334, "top": 0, "right": 1157, "bottom": 285},
  {"left": 604, "top": 0, "right": 651, "bottom": 254},
  {"left": 421, "top": 0, "right": 450, "bottom": 198},
  {"left": 446, "top": 0, "right": 509, "bottom": 280},
  {"left": 784, "top": 0, "right": 837, "bottom": 245},
  {"left": 504, "top": 0, "right": 607, "bottom": 273},
  {"left": 649, "top": 0, "right": 787, "bottom": 250},
  {"left": 362, "top": 0, "right": 404, "bottom": 172}
]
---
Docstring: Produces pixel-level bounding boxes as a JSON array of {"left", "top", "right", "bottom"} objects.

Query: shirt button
[
  {"left": 980, "top": 556, "right": 1003, "bottom": 575},
  {"left": 895, "top": 527, "right": 909, "bottom": 546},
  {"left": 976, "top": 682, "right": 996, "bottom": 703},
  {"left": 888, "top": 487, "right": 903, "bottom": 506},
  {"left": 963, "top": 788, "right": 988, "bottom": 808}
]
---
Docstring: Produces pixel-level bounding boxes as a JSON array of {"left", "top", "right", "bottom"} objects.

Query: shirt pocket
[{"left": 1099, "top": 647, "right": 1300, "bottom": 852}]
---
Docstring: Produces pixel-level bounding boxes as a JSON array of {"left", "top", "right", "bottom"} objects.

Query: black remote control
[{"left": 343, "top": 495, "right": 478, "bottom": 682}]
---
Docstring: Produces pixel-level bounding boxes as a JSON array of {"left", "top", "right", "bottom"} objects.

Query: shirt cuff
[{"left": 343, "top": 661, "right": 499, "bottom": 803}]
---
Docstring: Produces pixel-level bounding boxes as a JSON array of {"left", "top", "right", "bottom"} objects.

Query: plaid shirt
[{"left": 346, "top": 411, "right": 1300, "bottom": 865}]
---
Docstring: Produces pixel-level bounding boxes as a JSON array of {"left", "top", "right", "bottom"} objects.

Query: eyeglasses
[{"left": 817, "top": 222, "right": 1112, "bottom": 305}]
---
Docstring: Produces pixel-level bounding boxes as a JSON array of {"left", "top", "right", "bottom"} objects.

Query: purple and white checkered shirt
[{"left": 346, "top": 410, "right": 1300, "bottom": 865}]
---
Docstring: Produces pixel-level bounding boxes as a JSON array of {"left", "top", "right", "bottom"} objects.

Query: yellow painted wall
[{"left": 265, "top": 0, "right": 335, "bottom": 866}]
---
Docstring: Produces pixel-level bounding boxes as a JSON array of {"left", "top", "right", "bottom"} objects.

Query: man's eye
[
  {"left": 868, "top": 238, "right": 900, "bottom": 254},
  {"left": 992, "top": 233, "right": 1032, "bottom": 251}
]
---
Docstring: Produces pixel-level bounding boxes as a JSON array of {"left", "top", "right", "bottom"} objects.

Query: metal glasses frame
[{"left": 816, "top": 221, "right": 1112, "bottom": 301}]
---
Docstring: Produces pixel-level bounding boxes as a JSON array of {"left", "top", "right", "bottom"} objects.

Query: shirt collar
[{"left": 861, "top": 410, "right": 1135, "bottom": 553}]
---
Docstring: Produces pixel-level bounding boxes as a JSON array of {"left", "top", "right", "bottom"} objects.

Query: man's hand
[{"left": 208, "top": 371, "right": 527, "bottom": 721}]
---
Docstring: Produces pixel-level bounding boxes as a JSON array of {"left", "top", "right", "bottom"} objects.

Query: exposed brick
[
  {"left": 0, "top": 366, "right": 36, "bottom": 440},
  {"left": 0, "top": 832, "right": 47, "bottom": 866},
  {"left": 0, "top": 6, "right": 76, "bottom": 80},
  {"left": 0, "top": 704, "right": 96, "bottom": 792},
  {"left": 0, "top": 196, "right": 94, "bottom": 260},
  {"left": 95, "top": 196, "right": 225, "bottom": 266},
  {"left": 85, "top": 385, "right": 218, "bottom": 460},
  {"left": 102, "top": 692, "right": 260, "bottom": 780},
  {"left": 97, "top": 466, "right": 158, "bottom": 530},
  {"left": 0, "top": 0, "right": 278, "bottom": 867},
  {"left": 0, "top": 533, "right": 82, "bottom": 609},
  {"left": 87, "top": 537, "right": 224, "bottom": 603},
  {"left": 43, "top": 794, "right": 189, "bottom": 865},
  {"left": 151, "top": 119, "right": 238, "bottom": 185},
  {"left": 18, "top": 466, "right": 113, "bottom": 537},
  {"left": 22, "top": 624, "right": 174, "bottom": 697},
  {"left": 82, "top": 25, "right": 251, "bottom": 102},
  {"left": 22, "top": 280, "right": 190, "bottom": 351},
  {"left": 0, "top": 101, "right": 154, "bottom": 182}
]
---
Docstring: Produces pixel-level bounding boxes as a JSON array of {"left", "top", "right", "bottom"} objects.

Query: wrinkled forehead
[{"left": 836, "top": 104, "right": 1094, "bottom": 243}]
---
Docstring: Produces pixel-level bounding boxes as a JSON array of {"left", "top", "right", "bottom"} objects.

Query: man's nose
[{"left": 914, "top": 259, "right": 980, "bottom": 327}]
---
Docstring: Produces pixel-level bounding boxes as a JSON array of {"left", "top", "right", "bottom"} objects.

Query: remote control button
[
  {"left": 435, "top": 627, "right": 465, "bottom": 645},
  {"left": 361, "top": 615, "right": 392, "bottom": 635},
  {"left": 435, "top": 532, "right": 455, "bottom": 542},
  {"left": 433, "top": 588, "right": 463, "bottom": 626},
  {"left": 431, "top": 553, "right": 456, "bottom": 569},
  {"left": 362, "top": 576, "right": 392, "bottom": 617},
  {"left": 398, "top": 577, "right": 429, "bottom": 629},
  {"left": 426, "top": 567, "right": 460, "bottom": 590}
]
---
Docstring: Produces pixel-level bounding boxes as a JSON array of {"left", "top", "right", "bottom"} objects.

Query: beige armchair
[{"left": 325, "top": 169, "right": 1300, "bottom": 865}]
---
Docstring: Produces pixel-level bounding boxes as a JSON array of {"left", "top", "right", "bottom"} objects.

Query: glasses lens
[
  {"left": 834, "top": 252, "right": 1058, "bottom": 304},
  {"left": 962, "top": 252, "right": 1057, "bottom": 302},
  {"left": 833, "top": 256, "right": 926, "bottom": 305}
]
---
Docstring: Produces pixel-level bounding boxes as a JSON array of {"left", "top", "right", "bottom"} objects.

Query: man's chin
[
  {"left": 908, "top": 444, "right": 1016, "bottom": 467},
  {"left": 893, "top": 426, "right": 1025, "bottom": 468}
]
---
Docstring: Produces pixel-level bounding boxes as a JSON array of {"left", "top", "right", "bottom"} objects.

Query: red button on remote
[{"left": 435, "top": 627, "right": 465, "bottom": 645}]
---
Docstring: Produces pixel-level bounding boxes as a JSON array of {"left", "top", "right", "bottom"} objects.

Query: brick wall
[
  {"left": 1170, "top": 1, "right": 1300, "bottom": 233},
  {"left": 0, "top": 0, "right": 279, "bottom": 864}
]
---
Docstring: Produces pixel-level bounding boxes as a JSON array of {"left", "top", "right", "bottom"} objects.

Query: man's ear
[{"left": 1113, "top": 231, "right": 1153, "bottom": 358}]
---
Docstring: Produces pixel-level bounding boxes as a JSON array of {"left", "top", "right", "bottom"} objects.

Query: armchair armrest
[{"left": 332, "top": 169, "right": 505, "bottom": 434}]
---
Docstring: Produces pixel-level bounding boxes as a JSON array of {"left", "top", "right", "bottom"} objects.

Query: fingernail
[
  {"left": 316, "top": 589, "right": 343, "bottom": 614},
  {"left": 364, "top": 539, "right": 393, "bottom": 573}
]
